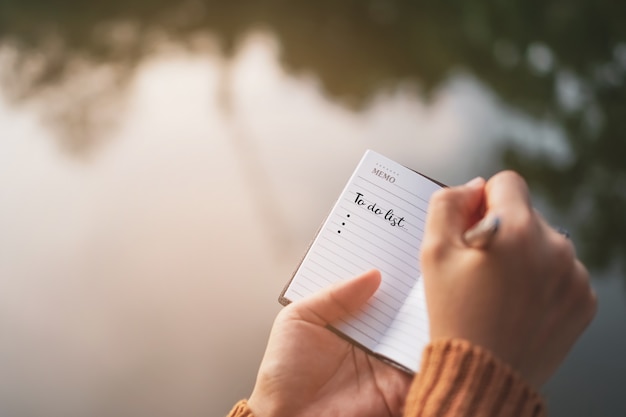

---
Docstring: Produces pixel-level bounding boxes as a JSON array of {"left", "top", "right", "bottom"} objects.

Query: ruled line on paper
[
  {"left": 284, "top": 150, "right": 441, "bottom": 372},
  {"left": 319, "top": 234, "right": 417, "bottom": 288},
  {"left": 317, "top": 235, "right": 418, "bottom": 304},
  {"left": 299, "top": 245, "right": 414, "bottom": 309},
  {"left": 298, "top": 271, "right": 401, "bottom": 320},
  {"left": 342, "top": 186, "right": 427, "bottom": 235},
  {"left": 308, "top": 251, "right": 358, "bottom": 278},
  {"left": 342, "top": 305, "right": 395, "bottom": 343},
  {"left": 304, "top": 235, "right": 422, "bottom": 342},
  {"left": 393, "top": 174, "right": 441, "bottom": 205},
  {"left": 338, "top": 310, "right": 389, "bottom": 339},
  {"left": 376, "top": 338, "right": 427, "bottom": 360},
  {"left": 347, "top": 299, "right": 399, "bottom": 333},
  {"left": 305, "top": 244, "right": 365, "bottom": 282},
  {"left": 334, "top": 206, "right": 422, "bottom": 257},
  {"left": 373, "top": 279, "right": 430, "bottom": 368},
  {"left": 389, "top": 314, "right": 429, "bottom": 330},
  {"left": 343, "top": 188, "right": 426, "bottom": 228},
  {"left": 342, "top": 211, "right": 422, "bottom": 240},
  {"left": 345, "top": 183, "right": 429, "bottom": 225},
  {"left": 350, "top": 308, "right": 396, "bottom": 335},
  {"left": 291, "top": 279, "right": 315, "bottom": 297},
  {"left": 288, "top": 288, "right": 304, "bottom": 299},
  {"left": 376, "top": 337, "right": 422, "bottom": 358},
  {"left": 298, "top": 267, "right": 408, "bottom": 320},
  {"left": 296, "top": 246, "right": 410, "bottom": 318},
  {"left": 336, "top": 319, "right": 381, "bottom": 346},
  {"left": 376, "top": 323, "right": 427, "bottom": 345},
  {"left": 363, "top": 296, "right": 404, "bottom": 320},
  {"left": 329, "top": 218, "right": 420, "bottom": 274},
  {"left": 299, "top": 266, "right": 336, "bottom": 286}
]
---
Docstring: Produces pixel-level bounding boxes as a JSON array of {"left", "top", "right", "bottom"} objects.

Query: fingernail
[{"left": 465, "top": 176, "right": 484, "bottom": 189}]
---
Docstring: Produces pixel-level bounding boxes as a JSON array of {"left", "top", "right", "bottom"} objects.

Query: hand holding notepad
[
  {"left": 280, "top": 150, "right": 441, "bottom": 372},
  {"left": 242, "top": 153, "right": 596, "bottom": 417},
  {"left": 279, "top": 151, "right": 596, "bottom": 380},
  {"left": 238, "top": 152, "right": 597, "bottom": 417}
]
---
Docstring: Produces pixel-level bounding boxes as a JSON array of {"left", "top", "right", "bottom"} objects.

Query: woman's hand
[
  {"left": 248, "top": 270, "right": 412, "bottom": 417},
  {"left": 421, "top": 172, "right": 597, "bottom": 387}
]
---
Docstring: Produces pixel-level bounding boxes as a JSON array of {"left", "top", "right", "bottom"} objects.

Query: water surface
[{"left": 0, "top": 2, "right": 625, "bottom": 416}]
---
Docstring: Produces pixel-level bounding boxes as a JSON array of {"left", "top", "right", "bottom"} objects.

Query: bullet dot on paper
[
  {"left": 337, "top": 230, "right": 341, "bottom": 233},
  {"left": 342, "top": 222, "right": 345, "bottom": 226},
  {"left": 347, "top": 214, "right": 351, "bottom": 218}
]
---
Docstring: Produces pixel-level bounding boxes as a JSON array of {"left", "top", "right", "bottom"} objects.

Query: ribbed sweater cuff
[
  {"left": 405, "top": 339, "right": 546, "bottom": 417},
  {"left": 226, "top": 400, "right": 255, "bottom": 417}
]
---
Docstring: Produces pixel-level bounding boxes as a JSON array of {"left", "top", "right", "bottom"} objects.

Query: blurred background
[{"left": 0, "top": 0, "right": 625, "bottom": 416}]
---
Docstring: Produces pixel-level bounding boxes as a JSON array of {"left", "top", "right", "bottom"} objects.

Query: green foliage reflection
[{"left": 1, "top": 0, "right": 625, "bottom": 273}]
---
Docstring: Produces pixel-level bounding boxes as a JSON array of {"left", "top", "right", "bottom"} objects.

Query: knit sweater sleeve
[{"left": 404, "top": 339, "right": 546, "bottom": 417}]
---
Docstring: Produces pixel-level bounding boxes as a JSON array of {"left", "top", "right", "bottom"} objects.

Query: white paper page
[
  {"left": 283, "top": 150, "right": 441, "bottom": 367},
  {"left": 374, "top": 278, "right": 430, "bottom": 373}
]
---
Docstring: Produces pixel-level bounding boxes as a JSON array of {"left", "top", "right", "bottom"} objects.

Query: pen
[
  {"left": 462, "top": 215, "right": 571, "bottom": 249},
  {"left": 463, "top": 215, "right": 500, "bottom": 248}
]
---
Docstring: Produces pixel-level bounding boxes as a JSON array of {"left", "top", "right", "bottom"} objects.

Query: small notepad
[{"left": 279, "top": 150, "right": 443, "bottom": 373}]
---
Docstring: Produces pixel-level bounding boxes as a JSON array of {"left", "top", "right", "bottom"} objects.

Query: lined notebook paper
[{"left": 280, "top": 150, "right": 443, "bottom": 373}]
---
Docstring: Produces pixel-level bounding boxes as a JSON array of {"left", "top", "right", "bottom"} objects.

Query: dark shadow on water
[{"left": 1, "top": 0, "right": 624, "bottom": 273}]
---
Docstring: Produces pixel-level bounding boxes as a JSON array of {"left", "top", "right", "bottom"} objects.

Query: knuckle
[
  {"left": 491, "top": 170, "right": 530, "bottom": 198},
  {"left": 492, "top": 170, "right": 528, "bottom": 191},
  {"left": 487, "top": 171, "right": 532, "bottom": 211},
  {"left": 428, "top": 187, "right": 455, "bottom": 209},
  {"left": 551, "top": 237, "right": 576, "bottom": 272},
  {"left": 420, "top": 237, "right": 447, "bottom": 266}
]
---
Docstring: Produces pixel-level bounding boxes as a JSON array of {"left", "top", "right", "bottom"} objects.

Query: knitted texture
[
  {"left": 227, "top": 400, "right": 255, "bottom": 417},
  {"left": 404, "top": 339, "right": 545, "bottom": 417}
]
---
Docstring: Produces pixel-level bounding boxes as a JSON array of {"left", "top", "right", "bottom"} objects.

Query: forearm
[{"left": 404, "top": 339, "right": 545, "bottom": 417}]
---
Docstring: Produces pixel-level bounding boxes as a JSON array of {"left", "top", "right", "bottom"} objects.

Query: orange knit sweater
[{"left": 226, "top": 339, "right": 545, "bottom": 417}]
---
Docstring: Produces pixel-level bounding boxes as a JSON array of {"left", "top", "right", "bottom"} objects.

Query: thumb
[
  {"left": 424, "top": 177, "right": 486, "bottom": 245},
  {"left": 291, "top": 270, "right": 381, "bottom": 326}
]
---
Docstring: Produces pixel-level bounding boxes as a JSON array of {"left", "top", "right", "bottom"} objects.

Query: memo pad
[{"left": 280, "top": 150, "right": 444, "bottom": 373}]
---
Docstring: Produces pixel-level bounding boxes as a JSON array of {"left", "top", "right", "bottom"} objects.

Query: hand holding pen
[
  {"left": 462, "top": 206, "right": 568, "bottom": 249},
  {"left": 421, "top": 172, "right": 596, "bottom": 388}
]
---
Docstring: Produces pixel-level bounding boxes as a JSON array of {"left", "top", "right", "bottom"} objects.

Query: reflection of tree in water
[{"left": 1, "top": 0, "right": 625, "bottom": 272}]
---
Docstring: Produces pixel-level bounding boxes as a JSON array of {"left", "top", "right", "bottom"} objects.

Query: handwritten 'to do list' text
[
  {"left": 353, "top": 192, "right": 406, "bottom": 228},
  {"left": 283, "top": 150, "right": 442, "bottom": 373}
]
